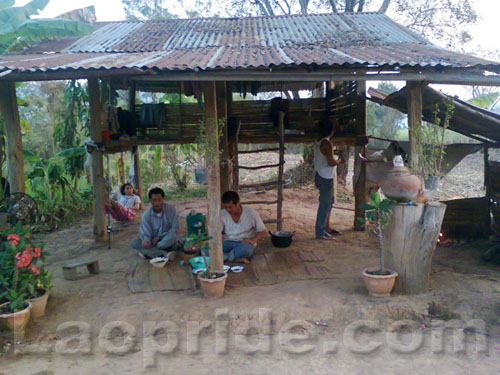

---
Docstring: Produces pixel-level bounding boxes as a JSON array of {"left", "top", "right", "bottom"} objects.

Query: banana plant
[{"left": 0, "top": 0, "right": 94, "bottom": 54}]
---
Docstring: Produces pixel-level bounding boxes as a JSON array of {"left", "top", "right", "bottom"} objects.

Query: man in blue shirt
[{"left": 130, "top": 187, "right": 179, "bottom": 259}]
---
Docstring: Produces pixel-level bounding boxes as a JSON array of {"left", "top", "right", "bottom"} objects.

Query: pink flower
[{"left": 28, "top": 265, "right": 40, "bottom": 275}]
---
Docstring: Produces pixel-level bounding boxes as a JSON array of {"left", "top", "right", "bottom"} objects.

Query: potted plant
[
  {"left": 184, "top": 233, "right": 227, "bottom": 298},
  {"left": 0, "top": 224, "right": 33, "bottom": 336},
  {"left": 414, "top": 99, "right": 455, "bottom": 191},
  {"left": 0, "top": 223, "right": 52, "bottom": 332},
  {"left": 357, "top": 192, "right": 398, "bottom": 297},
  {"left": 28, "top": 265, "right": 52, "bottom": 319}
]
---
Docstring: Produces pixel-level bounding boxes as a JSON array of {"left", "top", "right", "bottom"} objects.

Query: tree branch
[
  {"left": 378, "top": 0, "right": 391, "bottom": 13},
  {"left": 328, "top": 0, "right": 338, "bottom": 13},
  {"left": 357, "top": 0, "right": 365, "bottom": 12}
]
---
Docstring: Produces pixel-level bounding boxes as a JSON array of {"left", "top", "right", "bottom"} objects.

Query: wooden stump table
[{"left": 382, "top": 202, "right": 446, "bottom": 294}]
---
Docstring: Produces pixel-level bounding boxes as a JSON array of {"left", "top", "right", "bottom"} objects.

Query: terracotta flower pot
[
  {"left": 0, "top": 301, "right": 32, "bottom": 337},
  {"left": 29, "top": 289, "right": 49, "bottom": 319},
  {"left": 362, "top": 268, "right": 398, "bottom": 297},
  {"left": 198, "top": 272, "right": 227, "bottom": 298}
]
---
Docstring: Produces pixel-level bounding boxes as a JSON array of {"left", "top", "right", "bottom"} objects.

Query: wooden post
[
  {"left": 128, "top": 83, "right": 144, "bottom": 208},
  {"left": 407, "top": 81, "right": 423, "bottom": 169},
  {"left": 277, "top": 111, "right": 285, "bottom": 231},
  {"left": 88, "top": 78, "right": 106, "bottom": 242},
  {"left": 484, "top": 146, "right": 491, "bottom": 228},
  {"left": 216, "top": 82, "right": 230, "bottom": 193},
  {"left": 382, "top": 202, "right": 446, "bottom": 294},
  {"left": 354, "top": 81, "right": 367, "bottom": 230},
  {"left": 332, "top": 146, "right": 338, "bottom": 205},
  {"left": 0, "top": 82, "right": 24, "bottom": 193},
  {"left": 203, "top": 82, "right": 224, "bottom": 273},
  {"left": 232, "top": 120, "right": 241, "bottom": 192}
]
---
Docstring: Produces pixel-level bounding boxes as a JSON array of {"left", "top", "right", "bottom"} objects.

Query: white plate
[
  {"left": 192, "top": 267, "right": 207, "bottom": 275},
  {"left": 150, "top": 257, "right": 168, "bottom": 268},
  {"left": 230, "top": 265, "right": 244, "bottom": 273}
]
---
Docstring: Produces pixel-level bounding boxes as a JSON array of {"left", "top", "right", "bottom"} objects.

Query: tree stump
[{"left": 382, "top": 202, "right": 446, "bottom": 294}]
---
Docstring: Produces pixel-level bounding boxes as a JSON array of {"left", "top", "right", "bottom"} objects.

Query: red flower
[
  {"left": 28, "top": 265, "right": 40, "bottom": 275},
  {"left": 7, "top": 234, "right": 20, "bottom": 242},
  {"left": 15, "top": 250, "right": 33, "bottom": 268},
  {"left": 32, "top": 247, "right": 42, "bottom": 258}
]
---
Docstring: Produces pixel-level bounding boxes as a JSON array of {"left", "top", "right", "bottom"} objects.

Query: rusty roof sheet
[{"left": 0, "top": 13, "right": 498, "bottom": 75}]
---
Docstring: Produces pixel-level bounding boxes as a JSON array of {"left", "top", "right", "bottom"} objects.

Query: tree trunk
[
  {"left": 0, "top": 81, "right": 25, "bottom": 194},
  {"left": 203, "top": 82, "right": 224, "bottom": 274},
  {"left": 382, "top": 202, "right": 446, "bottom": 294}
]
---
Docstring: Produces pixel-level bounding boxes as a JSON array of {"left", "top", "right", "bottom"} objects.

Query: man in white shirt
[{"left": 221, "top": 191, "right": 266, "bottom": 262}]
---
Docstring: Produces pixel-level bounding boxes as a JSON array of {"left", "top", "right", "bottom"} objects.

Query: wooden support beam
[
  {"left": 407, "top": 81, "right": 423, "bottom": 169},
  {"left": 216, "top": 82, "right": 230, "bottom": 194},
  {"left": 0, "top": 81, "right": 24, "bottom": 193},
  {"left": 128, "top": 83, "right": 144, "bottom": 209},
  {"left": 354, "top": 81, "right": 367, "bottom": 231},
  {"left": 238, "top": 163, "right": 281, "bottom": 170},
  {"left": 88, "top": 78, "right": 107, "bottom": 242},
  {"left": 484, "top": 146, "right": 491, "bottom": 229},
  {"left": 239, "top": 180, "right": 281, "bottom": 190},
  {"left": 203, "top": 81, "right": 224, "bottom": 273}
]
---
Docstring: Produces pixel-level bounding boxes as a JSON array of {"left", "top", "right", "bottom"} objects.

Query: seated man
[
  {"left": 221, "top": 191, "right": 266, "bottom": 262},
  {"left": 130, "top": 187, "right": 179, "bottom": 259}
]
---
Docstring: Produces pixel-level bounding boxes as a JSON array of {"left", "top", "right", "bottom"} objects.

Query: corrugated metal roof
[{"left": 0, "top": 13, "right": 498, "bottom": 75}]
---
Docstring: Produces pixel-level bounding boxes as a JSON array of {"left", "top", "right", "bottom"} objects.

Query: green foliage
[
  {"left": 120, "top": 0, "right": 177, "bottom": 20},
  {"left": 54, "top": 80, "right": 89, "bottom": 149},
  {"left": 0, "top": 0, "right": 93, "bottom": 54},
  {"left": 414, "top": 98, "right": 455, "bottom": 178},
  {"left": 367, "top": 82, "right": 405, "bottom": 144},
  {"left": 357, "top": 191, "right": 395, "bottom": 273}
]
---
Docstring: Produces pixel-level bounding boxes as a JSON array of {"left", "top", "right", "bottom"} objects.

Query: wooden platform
[{"left": 125, "top": 249, "right": 339, "bottom": 293}]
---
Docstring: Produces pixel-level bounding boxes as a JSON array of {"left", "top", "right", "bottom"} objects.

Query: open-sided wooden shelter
[{"left": 1, "top": 13, "right": 500, "bottom": 273}]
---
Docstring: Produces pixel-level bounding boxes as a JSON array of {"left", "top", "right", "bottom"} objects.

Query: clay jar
[{"left": 380, "top": 165, "right": 421, "bottom": 202}]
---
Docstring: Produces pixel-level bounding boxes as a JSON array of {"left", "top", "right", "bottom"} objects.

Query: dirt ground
[{"left": 2, "top": 186, "right": 500, "bottom": 375}]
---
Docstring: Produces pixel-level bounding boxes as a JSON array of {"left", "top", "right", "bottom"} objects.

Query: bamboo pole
[
  {"left": 0, "top": 81, "right": 25, "bottom": 193},
  {"left": 203, "top": 81, "right": 224, "bottom": 273},
  {"left": 277, "top": 111, "right": 285, "bottom": 231},
  {"left": 88, "top": 78, "right": 106, "bottom": 242}
]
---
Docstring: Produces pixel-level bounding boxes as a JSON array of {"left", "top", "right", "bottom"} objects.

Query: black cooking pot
[{"left": 269, "top": 230, "right": 295, "bottom": 248}]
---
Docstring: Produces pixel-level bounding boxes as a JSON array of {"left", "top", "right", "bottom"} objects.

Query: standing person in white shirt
[
  {"left": 105, "top": 182, "right": 141, "bottom": 222},
  {"left": 313, "top": 118, "right": 346, "bottom": 240},
  {"left": 221, "top": 191, "right": 266, "bottom": 262}
]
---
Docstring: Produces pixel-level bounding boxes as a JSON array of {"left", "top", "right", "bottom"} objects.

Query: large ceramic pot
[
  {"left": 0, "top": 301, "right": 32, "bottom": 337},
  {"left": 380, "top": 166, "right": 421, "bottom": 202},
  {"left": 198, "top": 272, "right": 227, "bottom": 298},
  {"left": 29, "top": 289, "right": 49, "bottom": 319},
  {"left": 362, "top": 268, "right": 398, "bottom": 297}
]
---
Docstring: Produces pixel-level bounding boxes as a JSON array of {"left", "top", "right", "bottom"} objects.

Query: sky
[{"left": 15, "top": 0, "right": 500, "bottom": 99}]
